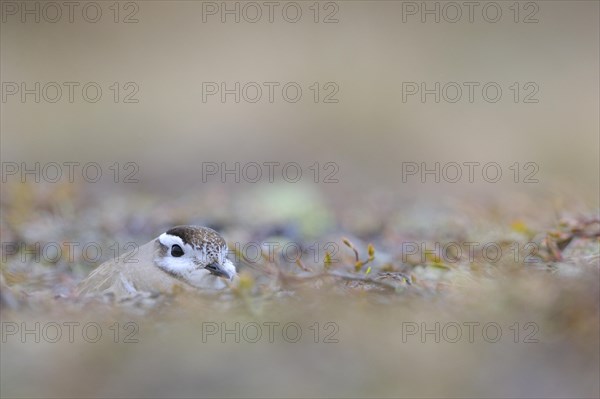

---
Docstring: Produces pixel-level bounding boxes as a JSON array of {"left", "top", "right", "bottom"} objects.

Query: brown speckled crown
[{"left": 165, "top": 225, "right": 226, "bottom": 250}]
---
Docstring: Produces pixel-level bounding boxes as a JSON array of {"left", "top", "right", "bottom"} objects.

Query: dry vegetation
[{"left": 1, "top": 181, "right": 599, "bottom": 398}]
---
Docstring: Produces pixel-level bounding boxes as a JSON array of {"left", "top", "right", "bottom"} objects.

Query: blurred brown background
[
  {"left": 1, "top": 1, "right": 599, "bottom": 398},
  {"left": 1, "top": 0, "right": 598, "bottom": 202}
]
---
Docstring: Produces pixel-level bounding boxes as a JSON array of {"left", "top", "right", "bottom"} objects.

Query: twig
[{"left": 283, "top": 271, "right": 401, "bottom": 292}]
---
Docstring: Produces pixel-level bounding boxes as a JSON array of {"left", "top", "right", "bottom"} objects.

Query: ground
[{"left": 1, "top": 181, "right": 599, "bottom": 398}]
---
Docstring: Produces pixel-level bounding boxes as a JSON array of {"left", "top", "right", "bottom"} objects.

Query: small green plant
[
  {"left": 323, "top": 251, "right": 333, "bottom": 271},
  {"left": 342, "top": 238, "right": 376, "bottom": 272}
]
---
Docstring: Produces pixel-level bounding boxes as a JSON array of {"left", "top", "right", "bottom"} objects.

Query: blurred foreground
[{"left": 1, "top": 182, "right": 598, "bottom": 398}]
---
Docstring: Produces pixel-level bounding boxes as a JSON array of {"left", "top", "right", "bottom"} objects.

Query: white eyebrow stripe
[{"left": 158, "top": 233, "right": 186, "bottom": 249}]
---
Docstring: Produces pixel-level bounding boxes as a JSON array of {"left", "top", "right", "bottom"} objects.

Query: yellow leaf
[
  {"left": 354, "top": 261, "right": 363, "bottom": 272},
  {"left": 324, "top": 252, "right": 332, "bottom": 270},
  {"left": 511, "top": 220, "right": 530, "bottom": 234},
  {"left": 368, "top": 243, "right": 375, "bottom": 258}
]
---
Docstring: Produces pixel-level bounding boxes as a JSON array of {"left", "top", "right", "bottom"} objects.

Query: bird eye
[{"left": 171, "top": 244, "right": 184, "bottom": 257}]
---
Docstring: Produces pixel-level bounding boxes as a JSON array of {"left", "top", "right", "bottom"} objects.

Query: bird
[{"left": 76, "top": 225, "right": 237, "bottom": 298}]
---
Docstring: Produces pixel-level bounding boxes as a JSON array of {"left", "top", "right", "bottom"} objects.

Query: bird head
[{"left": 154, "top": 225, "right": 236, "bottom": 282}]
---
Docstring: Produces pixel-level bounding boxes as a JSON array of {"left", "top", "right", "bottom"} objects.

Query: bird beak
[{"left": 204, "top": 262, "right": 234, "bottom": 280}]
